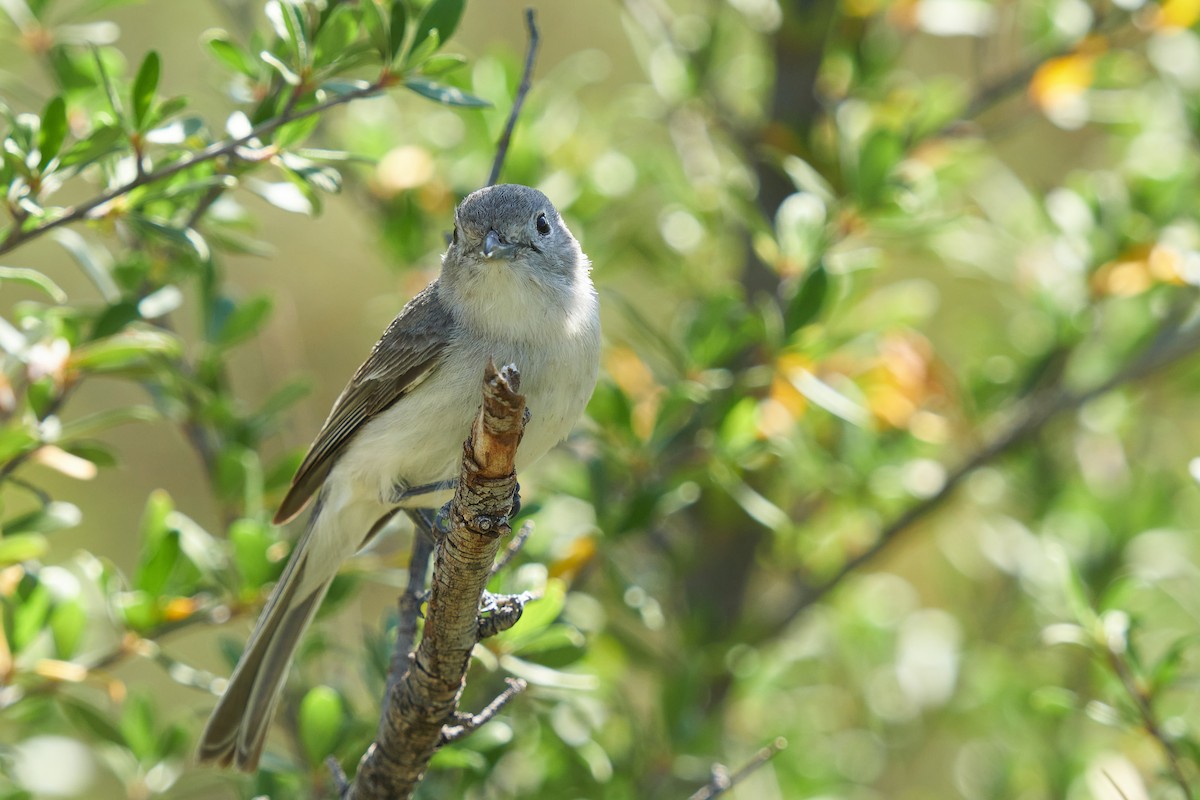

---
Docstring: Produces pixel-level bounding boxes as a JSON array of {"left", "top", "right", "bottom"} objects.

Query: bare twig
[
  {"left": 491, "top": 519, "right": 534, "bottom": 576},
  {"left": 0, "top": 79, "right": 389, "bottom": 256},
  {"left": 350, "top": 361, "right": 526, "bottom": 800},
  {"left": 686, "top": 737, "right": 788, "bottom": 800},
  {"left": 486, "top": 9, "right": 539, "bottom": 187},
  {"left": 439, "top": 677, "right": 528, "bottom": 745},
  {"left": 327, "top": 756, "right": 351, "bottom": 798}
]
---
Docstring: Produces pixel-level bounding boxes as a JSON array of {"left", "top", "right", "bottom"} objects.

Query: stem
[{"left": 486, "top": 9, "right": 539, "bottom": 187}]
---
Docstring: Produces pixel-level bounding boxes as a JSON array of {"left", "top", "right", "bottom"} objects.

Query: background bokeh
[{"left": 3, "top": 0, "right": 1200, "bottom": 798}]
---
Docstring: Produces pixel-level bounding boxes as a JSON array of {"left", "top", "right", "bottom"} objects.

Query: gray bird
[{"left": 197, "top": 184, "right": 601, "bottom": 770}]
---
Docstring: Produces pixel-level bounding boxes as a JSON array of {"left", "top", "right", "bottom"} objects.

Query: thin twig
[
  {"left": 486, "top": 9, "right": 539, "bottom": 187},
  {"left": 327, "top": 756, "right": 351, "bottom": 799},
  {"left": 1105, "top": 647, "right": 1195, "bottom": 799},
  {"left": 439, "top": 678, "right": 528, "bottom": 745},
  {"left": 0, "top": 79, "right": 389, "bottom": 256},
  {"left": 491, "top": 519, "right": 533, "bottom": 576},
  {"left": 686, "top": 737, "right": 787, "bottom": 800}
]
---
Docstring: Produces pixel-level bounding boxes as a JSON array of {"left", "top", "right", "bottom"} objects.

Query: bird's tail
[{"left": 196, "top": 506, "right": 333, "bottom": 772}]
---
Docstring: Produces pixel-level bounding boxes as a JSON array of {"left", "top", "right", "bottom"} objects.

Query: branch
[
  {"left": 486, "top": 9, "right": 539, "bottom": 186},
  {"left": 777, "top": 314, "right": 1200, "bottom": 619},
  {"left": 439, "top": 677, "right": 528, "bottom": 745},
  {"left": 686, "top": 737, "right": 788, "bottom": 800},
  {"left": 387, "top": 516, "right": 435, "bottom": 699},
  {"left": 0, "top": 79, "right": 389, "bottom": 256},
  {"left": 349, "top": 361, "right": 526, "bottom": 800}
]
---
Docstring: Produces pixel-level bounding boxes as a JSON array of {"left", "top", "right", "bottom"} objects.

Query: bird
[{"left": 196, "top": 184, "right": 601, "bottom": 771}]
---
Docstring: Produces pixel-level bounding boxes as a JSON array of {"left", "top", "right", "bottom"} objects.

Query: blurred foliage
[{"left": 2, "top": 0, "right": 1200, "bottom": 798}]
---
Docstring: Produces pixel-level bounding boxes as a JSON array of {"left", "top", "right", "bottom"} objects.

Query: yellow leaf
[
  {"left": 1029, "top": 53, "right": 1096, "bottom": 110},
  {"left": 549, "top": 536, "right": 597, "bottom": 581},
  {"left": 1157, "top": 0, "right": 1200, "bottom": 29},
  {"left": 164, "top": 596, "right": 199, "bottom": 622}
]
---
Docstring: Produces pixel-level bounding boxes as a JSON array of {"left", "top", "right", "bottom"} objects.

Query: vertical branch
[
  {"left": 486, "top": 9, "right": 540, "bottom": 187},
  {"left": 349, "top": 362, "right": 526, "bottom": 800}
]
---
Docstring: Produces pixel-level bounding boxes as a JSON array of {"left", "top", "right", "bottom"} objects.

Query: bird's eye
[{"left": 536, "top": 212, "right": 551, "bottom": 236}]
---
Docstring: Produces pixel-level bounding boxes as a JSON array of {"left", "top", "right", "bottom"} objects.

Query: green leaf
[
  {"left": 167, "top": 509, "right": 224, "bottom": 577},
  {"left": 229, "top": 518, "right": 279, "bottom": 591},
  {"left": 126, "top": 216, "right": 211, "bottom": 262},
  {"left": 404, "top": 26, "right": 439, "bottom": 68},
  {"left": 118, "top": 590, "right": 160, "bottom": 630},
  {"left": 90, "top": 300, "right": 140, "bottom": 339},
  {"left": 420, "top": 53, "right": 466, "bottom": 77},
  {"left": 206, "top": 34, "right": 260, "bottom": 77},
  {"left": 298, "top": 685, "right": 345, "bottom": 765},
  {"left": 411, "top": 0, "right": 464, "bottom": 57},
  {"left": 61, "top": 697, "right": 128, "bottom": 747},
  {"left": 0, "top": 266, "right": 67, "bottom": 302},
  {"left": 37, "top": 96, "right": 67, "bottom": 170},
  {"left": 509, "top": 624, "right": 587, "bottom": 668},
  {"left": 249, "top": 179, "right": 313, "bottom": 215},
  {"left": 388, "top": 0, "right": 408, "bottom": 60},
  {"left": 272, "top": 0, "right": 309, "bottom": 65},
  {"left": 50, "top": 598, "right": 88, "bottom": 658},
  {"left": 65, "top": 440, "right": 118, "bottom": 469},
  {"left": 501, "top": 579, "right": 566, "bottom": 645},
  {"left": 131, "top": 51, "right": 160, "bottom": 130},
  {"left": 214, "top": 295, "right": 273, "bottom": 349},
  {"left": 260, "top": 50, "right": 301, "bottom": 86},
  {"left": 320, "top": 79, "right": 373, "bottom": 98},
  {"left": 282, "top": 154, "right": 342, "bottom": 193},
  {"left": 0, "top": 426, "right": 38, "bottom": 464},
  {"left": 313, "top": 4, "right": 358, "bottom": 67},
  {"left": 273, "top": 110, "right": 322, "bottom": 149},
  {"left": 404, "top": 77, "right": 490, "bottom": 108},
  {"left": 119, "top": 694, "right": 158, "bottom": 762},
  {"left": 786, "top": 262, "right": 829, "bottom": 332},
  {"left": 855, "top": 128, "right": 904, "bottom": 208},
  {"left": 3, "top": 503, "right": 83, "bottom": 535},
  {"left": 134, "top": 526, "right": 180, "bottom": 596},
  {"left": 0, "top": 533, "right": 49, "bottom": 566},
  {"left": 58, "top": 124, "right": 123, "bottom": 169},
  {"left": 59, "top": 406, "right": 158, "bottom": 440},
  {"left": 360, "top": 0, "right": 390, "bottom": 59},
  {"left": 69, "top": 329, "right": 181, "bottom": 372},
  {"left": 429, "top": 747, "right": 487, "bottom": 771},
  {"left": 53, "top": 229, "right": 119, "bottom": 302},
  {"left": 12, "top": 580, "right": 52, "bottom": 652}
]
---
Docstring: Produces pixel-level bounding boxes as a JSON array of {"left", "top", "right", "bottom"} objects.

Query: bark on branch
[{"left": 348, "top": 361, "right": 526, "bottom": 800}]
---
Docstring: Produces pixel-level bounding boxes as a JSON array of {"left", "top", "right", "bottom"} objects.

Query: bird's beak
[{"left": 482, "top": 229, "right": 517, "bottom": 260}]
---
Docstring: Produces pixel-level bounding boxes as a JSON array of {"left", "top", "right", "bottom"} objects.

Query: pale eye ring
[{"left": 536, "top": 212, "right": 551, "bottom": 236}]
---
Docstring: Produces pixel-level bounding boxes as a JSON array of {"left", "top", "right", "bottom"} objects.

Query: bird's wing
[{"left": 273, "top": 281, "right": 453, "bottom": 525}]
